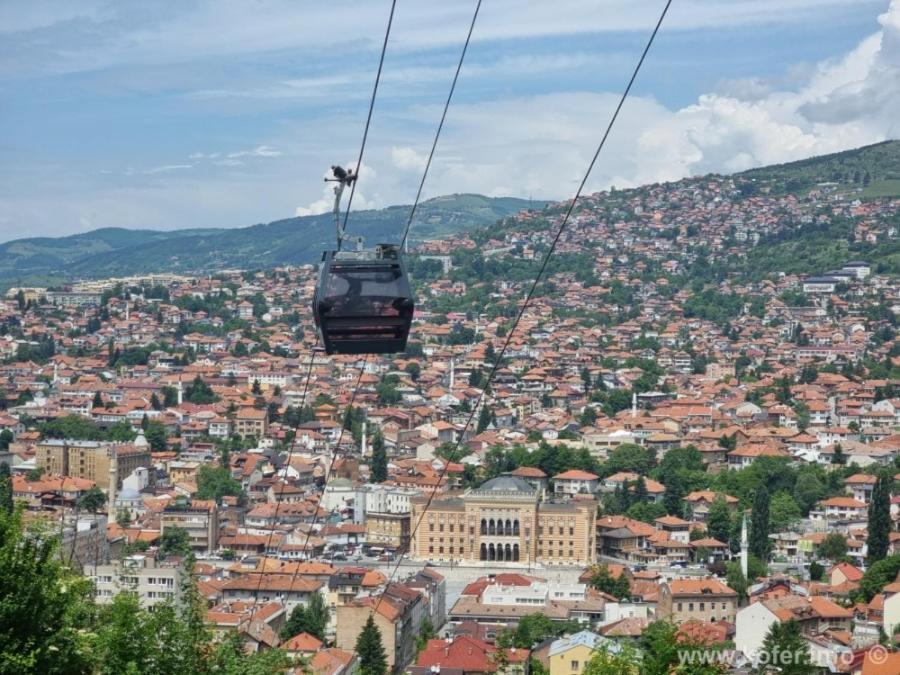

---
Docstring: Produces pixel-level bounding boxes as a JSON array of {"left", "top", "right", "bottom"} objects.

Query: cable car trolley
[{"left": 312, "top": 165, "right": 414, "bottom": 355}]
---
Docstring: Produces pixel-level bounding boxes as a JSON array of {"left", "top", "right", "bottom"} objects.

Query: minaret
[
  {"left": 176, "top": 379, "right": 183, "bottom": 405},
  {"left": 107, "top": 451, "right": 118, "bottom": 521},
  {"left": 740, "top": 512, "right": 749, "bottom": 580},
  {"left": 125, "top": 302, "right": 130, "bottom": 321},
  {"left": 449, "top": 358, "right": 455, "bottom": 390},
  {"left": 631, "top": 391, "right": 637, "bottom": 418}
]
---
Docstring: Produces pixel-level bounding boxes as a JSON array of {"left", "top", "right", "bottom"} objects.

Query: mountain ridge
[
  {"left": 2, "top": 140, "right": 899, "bottom": 290},
  {"left": 0, "top": 194, "right": 542, "bottom": 289}
]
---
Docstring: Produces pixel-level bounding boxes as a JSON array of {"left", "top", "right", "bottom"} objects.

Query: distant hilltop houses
[{"left": 1, "top": 149, "right": 900, "bottom": 671}]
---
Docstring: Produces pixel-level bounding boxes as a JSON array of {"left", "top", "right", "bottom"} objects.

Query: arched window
[
  {"left": 504, "top": 544, "right": 512, "bottom": 561},
  {"left": 513, "top": 520, "right": 520, "bottom": 536},
  {"left": 480, "top": 543, "right": 487, "bottom": 561},
  {"left": 488, "top": 544, "right": 496, "bottom": 561},
  {"left": 504, "top": 519, "right": 511, "bottom": 536},
  {"left": 481, "top": 519, "right": 487, "bottom": 535},
  {"left": 488, "top": 519, "right": 496, "bottom": 536},
  {"left": 513, "top": 544, "right": 520, "bottom": 561}
]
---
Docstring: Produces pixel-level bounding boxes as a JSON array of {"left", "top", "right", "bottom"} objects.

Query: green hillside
[
  {"left": 0, "top": 194, "right": 541, "bottom": 289},
  {"left": 739, "top": 140, "right": 900, "bottom": 197}
]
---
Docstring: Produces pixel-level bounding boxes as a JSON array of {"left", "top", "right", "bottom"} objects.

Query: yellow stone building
[
  {"left": 409, "top": 475, "right": 595, "bottom": 566},
  {"left": 35, "top": 439, "right": 150, "bottom": 490}
]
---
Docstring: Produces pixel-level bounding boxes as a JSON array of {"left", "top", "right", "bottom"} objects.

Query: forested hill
[
  {"left": 3, "top": 141, "right": 900, "bottom": 290},
  {"left": 405, "top": 140, "right": 900, "bottom": 317},
  {"left": 738, "top": 140, "right": 900, "bottom": 198},
  {"left": 0, "top": 194, "right": 540, "bottom": 290}
]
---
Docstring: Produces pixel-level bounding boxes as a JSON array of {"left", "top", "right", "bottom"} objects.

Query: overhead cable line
[
  {"left": 340, "top": 0, "right": 398, "bottom": 244},
  {"left": 373, "top": 0, "right": 674, "bottom": 612},
  {"left": 275, "top": 356, "right": 370, "bottom": 603},
  {"left": 250, "top": 0, "right": 398, "bottom": 613},
  {"left": 400, "top": 0, "right": 482, "bottom": 251},
  {"left": 249, "top": 344, "right": 317, "bottom": 616}
]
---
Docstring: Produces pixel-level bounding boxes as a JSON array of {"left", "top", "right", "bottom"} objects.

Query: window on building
[
  {"left": 688, "top": 603, "right": 694, "bottom": 612},
  {"left": 570, "top": 661, "right": 579, "bottom": 670}
]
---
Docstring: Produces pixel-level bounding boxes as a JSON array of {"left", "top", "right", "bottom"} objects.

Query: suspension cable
[
  {"left": 372, "top": 0, "right": 673, "bottom": 612},
  {"left": 340, "top": 0, "right": 398, "bottom": 245},
  {"left": 400, "top": 0, "right": 482, "bottom": 251},
  {"left": 250, "top": 0, "right": 396, "bottom": 617},
  {"left": 274, "top": 356, "right": 370, "bottom": 610},
  {"left": 248, "top": 344, "right": 316, "bottom": 616}
]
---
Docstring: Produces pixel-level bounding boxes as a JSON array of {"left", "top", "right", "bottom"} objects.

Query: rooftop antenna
[{"left": 325, "top": 165, "right": 358, "bottom": 251}]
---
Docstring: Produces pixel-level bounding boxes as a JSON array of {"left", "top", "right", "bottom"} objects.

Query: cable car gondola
[{"left": 312, "top": 166, "right": 414, "bottom": 355}]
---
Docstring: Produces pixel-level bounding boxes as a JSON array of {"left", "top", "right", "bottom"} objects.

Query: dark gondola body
[{"left": 313, "top": 243, "right": 414, "bottom": 355}]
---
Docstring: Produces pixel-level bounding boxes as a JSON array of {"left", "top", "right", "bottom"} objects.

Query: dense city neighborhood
[{"left": 3, "top": 163, "right": 900, "bottom": 674}]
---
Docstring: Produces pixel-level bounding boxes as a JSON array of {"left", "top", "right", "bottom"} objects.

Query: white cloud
[
  {"left": 0, "top": 0, "right": 886, "bottom": 77},
  {"left": 391, "top": 146, "right": 428, "bottom": 172},
  {"left": 144, "top": 163, "right": 193, "bottom": 175},
  {"left": 362, "top": 0, "right": 900, "bottom": 204},
  {"left": 227, "top": 144, "right": 282, "bottom": 158}
]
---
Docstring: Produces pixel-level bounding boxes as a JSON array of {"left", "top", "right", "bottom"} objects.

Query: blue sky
[{"left": 0, "top": 0, "right": 898, "bottom": 241}]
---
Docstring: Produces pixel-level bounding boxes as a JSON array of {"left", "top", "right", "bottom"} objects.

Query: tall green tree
[
  {"left": 370, "top": 430, "right": 388, "bottom": 483},
  {"left": 196, "top": 465, "right": 243, "bottom": 503},
  {"left": 144, "top": 420, "right": 168, "bottom": 451},
  {"left": 819, "top": 533, "right": 848, "bottom": 561},
  {"left": 0, "top": 506, "right": 96, "bottom": 673},
  {"left": 356, "top": 615, "right": 388, "bottom": 675},
  {"left": 754, "top": 620, "right": 815, "bottom": 674},
  {"left": 706, "top": 495, "right": 732, "bottom": 544},
  {"left": 634, "top": 475, "right": 649, "bottom": 503},
  {"left": 159, "top": 526, "right": 192, "bottom": 558},
  {"left": 77, "top": 486, "right": 106, "bottom": 513},
  {"left": 184, "top": 376, "right": 219, "bottom": 404},
  {"left": 280, "top": 591, "right": 329, "bottom": 641},
  {"left": 0, "top": 462, "right": 13, "bottom": 515},
  {"left": 768, "top": 492, "right": 801, "bottom": 532},
  {"left": 663, "top": 480, "right": 685, "bottom": 517},
  {"left": 589, "top": 564, "right": 631, "bottom": 599},
  {"left": 859, "top": 554, "right": 900, "bottom": 601},
  {"left": 867, "top": 470, "right": 892, "bottom": 565},
  {"left": 583, "top": 644, "right": 640, "bottom": 675},
  {"left": 749, "top": 486, "right": 770, "bottom": 560},
  {"left": 476, "top": 404, "right": 493, "bottom": 434}
]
